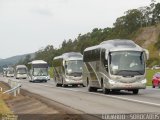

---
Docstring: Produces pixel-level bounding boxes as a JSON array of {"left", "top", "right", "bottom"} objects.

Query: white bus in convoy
[
  {"left": 28, "top": 60, "right": 49, "bottom": 82},
  {"left": 53, "top": 52, "right": 83, "bottom": 87},
  {"left": 83, "top": 39, "right": 149, "bottom": 94},
  {"left": 6, "top": 67, "right": 14, "bottom": 77},
  {"left": 3, "top": 68, "right": 7, "bottom": 77},
  {"left": 15, "top": 65, "right": 28, "bottom": 79}
]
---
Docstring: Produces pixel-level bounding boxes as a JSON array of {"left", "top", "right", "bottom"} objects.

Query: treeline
[{"left": 19, "top": 0, "right": 160, "bottom": 67}]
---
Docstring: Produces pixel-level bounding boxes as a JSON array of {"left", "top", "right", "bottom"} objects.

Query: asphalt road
[{"left": 1, "top": 76, "right": 160, "bottom": 115}]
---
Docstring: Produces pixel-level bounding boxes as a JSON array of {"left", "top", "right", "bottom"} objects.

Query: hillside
[
  {"left": 14, "top": 1, "right": 160, "bottom": 67},
  {"left": 0, "top": 53, "right": 35, "bottom": 70},
  {"left": 133, "top": 24, "right": 160, "bottom": 66}
]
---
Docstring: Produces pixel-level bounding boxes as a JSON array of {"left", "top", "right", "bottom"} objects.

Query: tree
[{"left": 152, "top": 3, "right": 160, "bottom": 24}]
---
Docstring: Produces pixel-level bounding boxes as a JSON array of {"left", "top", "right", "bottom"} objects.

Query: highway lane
[
  {"left": 1, "top": 77, "right": 160, "bottom": 114},
  {"left": 31, "top": 78, "right": 160, "bottom": 106}
]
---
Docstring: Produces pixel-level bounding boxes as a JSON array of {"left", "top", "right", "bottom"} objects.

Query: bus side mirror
[
  {"left": 144, "top": 49, "right": 149, "bottom": 60},
  {"left": 29, "top": 70, "right": 32, "bottom": 75},
  {"left": 65, "top": 64, "right": 67, "bottom": 69},
  {"left": 105, "top": 51, "right": 109, "bottom": 60}
]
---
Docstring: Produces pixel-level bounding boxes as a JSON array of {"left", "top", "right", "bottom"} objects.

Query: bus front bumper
[
  {"left": 64, "top": 79, "right": 83, "bottom": 85},
  {"left": 16, "top": 74, "right": 28, "bottom": 79},
  {"left": 106, "top": 81, "right": 146, "bottom": 90}
]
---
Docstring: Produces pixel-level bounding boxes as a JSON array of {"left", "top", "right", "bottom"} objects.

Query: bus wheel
[
  {"left": 56, "top": 84, "right": 61, "bottom": 87},
  {"left": 87, "top": 78, "right": 89, "bottom": 86},
  {"left": 133, "top": 89, "right": 139, "bottom": 94},
  {"left": 101, "top": 80, "right": 110, "bottom": 94},
  {"left": 103, "top": 88, "right": 110, "bottom": 94},
  {"left": 88, "top": 86, "right": 97, "bottom": 92},
  {"left": 63, "top": 84, "right": 67, "bottom": 87}
]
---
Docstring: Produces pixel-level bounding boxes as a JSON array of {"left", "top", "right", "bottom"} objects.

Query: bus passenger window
[{"left": 104, "top": 60, "right": 108, "bottom": 72}]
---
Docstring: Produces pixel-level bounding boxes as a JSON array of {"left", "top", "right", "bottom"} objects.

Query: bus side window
[{"left": 101, "top": 50, "right": 108, "bottom": 72}]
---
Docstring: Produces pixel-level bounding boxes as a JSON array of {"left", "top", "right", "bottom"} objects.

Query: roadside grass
[
  {"left": 0, "top": 82, "right": 13, "bottom": 114},
  {"left": 49, "top": 67, "right": 54, "bottom": 79},
  {"left": 0, "top": 96, "right": 12, "bottom": 114},
  {"left": 146, "top": 69, "right": 160, "bottom": 86}
]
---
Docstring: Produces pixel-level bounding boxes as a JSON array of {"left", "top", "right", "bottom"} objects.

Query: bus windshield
[
  {"left": 33, "top": 68, "right": 48, "bottom": 76},
  {"left": 109, "top": 51, "right": 145, "bottom": 76},
  {"left": 7, "top": 69, "right": 14, "bottom": 74},
  {"left": 66, "top": 60, "right": 83, "bottom": 76},
  {"left": 17, "top": 68, "right": 27, "bottom": 74}
]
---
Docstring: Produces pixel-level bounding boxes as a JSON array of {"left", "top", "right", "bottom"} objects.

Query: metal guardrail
[{"left": 3, "top": 79, "right": 22, "bottom": 96}]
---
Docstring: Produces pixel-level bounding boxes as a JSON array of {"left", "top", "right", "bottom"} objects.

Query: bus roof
[
  {"left": 16, "top": 65, "right": 27, "bottom": 69},
  {"left": 53, "top": 52, "right": 83, "bottom": 61},
  {"left": 28, "top": 60, "right": 47, "bottom": 65},
  {"left": 84, "top": 39, "right": 143, "bottom": 52},
  {"left": 53, "top": 55, "right": 63, "bottom": 60}
]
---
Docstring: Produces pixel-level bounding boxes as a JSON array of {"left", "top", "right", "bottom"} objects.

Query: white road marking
[{"left": 37, "top": 83, "right": 160, "bottom": 107}]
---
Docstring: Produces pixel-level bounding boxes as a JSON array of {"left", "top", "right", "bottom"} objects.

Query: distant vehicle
[
  {"left": 151, "top": 65, "right": 160, "bottom": 70},
  {"left": 15, "top": 65, "right": 28, "bottom": 79},
  {"left": 53, "top": 52, "right": 83, "bottom": 87},
  {"left": 2, "top": 68, "right": 7, "bottom": 77},
  {"left": 152, "top": 72, "right": 160, "bottom": 88},
  {"left": 83, "top": 39, "right": 149, "bottom": 94},
  {"left": 28, "top": 60, "right": 49, "bottom": 82},
  {"left": 6, "top": 67, "right": 14, "bottom": 77}
]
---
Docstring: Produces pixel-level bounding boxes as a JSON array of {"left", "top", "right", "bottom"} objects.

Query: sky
[{"left": 0, "top": 0, "right": 155, "bottom": 58}]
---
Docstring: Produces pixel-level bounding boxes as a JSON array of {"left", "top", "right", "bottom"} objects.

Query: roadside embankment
[{"left": 0, "top": 81, "right": 90, "bottom": 120}]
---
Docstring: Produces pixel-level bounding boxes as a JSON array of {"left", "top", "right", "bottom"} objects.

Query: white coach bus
[
  {"left": 6, "top": 67, "right": 14, "bottom": 77},
  {"left": 83, "top": 39, "right": 149, "bottom": 94},
  {"left": 53, "top": 52, "right": 83, "bottom": 87},
  {"left": 15, "top": 65, "right": 28, "bottom": 79},
  {"left": 28, "top": 60, "right": 49, "bottom": 82}
]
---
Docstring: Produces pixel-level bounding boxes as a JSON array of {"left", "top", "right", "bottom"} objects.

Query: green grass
[
  {"left": 146, "top": 69, "right": 160, "bottom": 86},
  {"left": 0, "top": 99, "right": 12, "bottom": 114},
  {"left": 49, "top": 67, "right": 54, "bottom": 79}
]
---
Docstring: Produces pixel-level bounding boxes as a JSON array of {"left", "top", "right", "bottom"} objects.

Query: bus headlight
[
  {"left": 65, "top": 78, "right": 70, "bottom": 82},
  {"left": 141, "top": 79, "right": 147, "bottom": 84},
  {"left": 109, "top": 80, "right": 116, "bottom": 84},
  {"left": 33, "top": 77, "right": 37, "bottom": 80}
]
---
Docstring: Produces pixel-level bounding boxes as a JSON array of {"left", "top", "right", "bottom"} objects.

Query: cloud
[{"left": 31, "top": 8, "right": 53, "bottom": 16}]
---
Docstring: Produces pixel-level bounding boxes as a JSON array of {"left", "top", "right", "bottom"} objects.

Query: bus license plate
[{"left": 125, "top": 84, "right": 132, "bottom": 88}]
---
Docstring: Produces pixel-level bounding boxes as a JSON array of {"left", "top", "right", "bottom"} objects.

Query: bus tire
[
  {"left": 63, "top": 84, "right": 67, "bottom": 87},
  {"left": 72, "top": 84, "right": 78, "bottom": 87},
  {"left": 56, "top": 84, "right": 61, "bottom": 87},
  {"left": 88, "top": 86, "right": 97, "bottom": 92},
  {"left": 133, "top": 89, "right": 139, "bottom": 94},
  {"left": 101, "top": 79, "right": 110, "bottom": 94},
  {"left": 103, "top": 88, "right": 110, "bottom": 94}
]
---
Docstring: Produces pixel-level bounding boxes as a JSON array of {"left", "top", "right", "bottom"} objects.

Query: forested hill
[
  {"left": 20, "top": 0, "right": 160, "bottom": 67},
  {"left": 0, "top": 53, "right": 35, "bottom": 71}
]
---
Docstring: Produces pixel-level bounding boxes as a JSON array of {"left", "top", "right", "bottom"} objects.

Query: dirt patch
[
  {"left": 134, "top": 25, "right": 160, "bottom": 48},
  {"left": 3, "top": 90, "right": 84, "bottom": 120}
]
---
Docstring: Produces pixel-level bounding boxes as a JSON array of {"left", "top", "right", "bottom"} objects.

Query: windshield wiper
[{"left": 115, "top": 70, "right": 143, "bottom": 75}]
